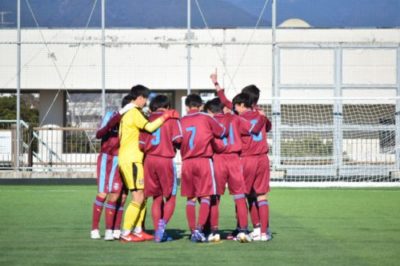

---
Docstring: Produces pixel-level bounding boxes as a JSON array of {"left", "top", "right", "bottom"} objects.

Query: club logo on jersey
[{"left": 113, "top": 183, "right": 120, "bottom": 191}]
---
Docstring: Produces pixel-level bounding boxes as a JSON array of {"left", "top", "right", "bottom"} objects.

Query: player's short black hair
[
  {"left": 130, "top": 84, "right": 150, "bottom": 100},
  {"left": 149, "top": 95, "right": 171, "bottom": 112},
  {"left": 232, "top": 93, "right": 252, "bottom": 108},
  {"left": 242, "top": 84, "right": 260, "bottom": 106},
  {"left": 204, "top": 98, "right": 223, "bottom": 114},
  {"left": 185, "top": 94, "right": 203, "bottom": 108},
  {"left": 121, "top": 94, "right": 134, "bottom": 108}
]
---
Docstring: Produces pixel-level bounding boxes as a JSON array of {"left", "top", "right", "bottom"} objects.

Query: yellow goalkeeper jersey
[{"left": 118, "top": 106, "right": 163, "bottom": 163}]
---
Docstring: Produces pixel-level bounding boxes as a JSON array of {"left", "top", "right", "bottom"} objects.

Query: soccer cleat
[
  {"left": 155, "top": 219, "right": 166, "bottom": 243},
  {"left": 134, "top": 231, "right": 154, "bottom": 241},
  {"left": 90, "top": 229, "right": 101, "bottom": 240},
  {"left": 113, "top": 230, "right": 121, "bottom": 240},
  {"left": 120, "top": 233, "right": 145, "bottom": 243},
  {"left": 260, "top": 233, "right": 271, "bottom": 242},
  {"left": 250, "top": 227, "right": 261, "bottom": 241},
  {"left": 161, "top": 232, "right": 173, "bottom": 242},
  {"left": 236, "top": 232, "right": 252, "bottom": 243},
  {"left": 207, "top": 233, "right": 221, "bottom": 243},
  {"left": 191, "top": 230, "right": 207, "bottom": 243},
  {"left": 104, "top": 229, "right": 114, "bottom": 241}
]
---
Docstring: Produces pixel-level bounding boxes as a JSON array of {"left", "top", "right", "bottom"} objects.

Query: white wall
[{"left": 0, "top": 28, "right": 399, "bottom": 102}]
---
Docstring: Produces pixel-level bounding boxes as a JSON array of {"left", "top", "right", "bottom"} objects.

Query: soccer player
[
  {"left": 211, "top": 70, "right": 272, "bottom": 241},
  {"left": 232, "top": 93, "right": 271, "bottom": 241},
  {"left": 90, "top": 95, "right": 133, "bottom": 241},
  {"left": 180, "top": 94, "right": 226, "bottom": 242},
  {"left": 204, "top": 98, "right": 267, "bottom": 243},
  {"left": 118, "top": 85, "right": 178, "bottom": 242},
  {"left": 139, "top": 95, "right": 182, "bottom": 242}
]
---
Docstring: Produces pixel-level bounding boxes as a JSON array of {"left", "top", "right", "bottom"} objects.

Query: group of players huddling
[{"left": 90, "top": 71, "right": 272, "bottom": 243}]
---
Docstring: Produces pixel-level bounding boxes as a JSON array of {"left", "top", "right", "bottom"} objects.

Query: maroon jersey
[
  {"left": 180, "top": 110, "right": 226, "bottom": 160},
  {"left": 216, "top": 89, "right": 272, "bottom": 133},
  {"left": 96, "top": 112, "right": 121, "bottom": 156},
  {"left": 212, "top": 112, "right": 267, "bottom": 154},
  {"left": 217, "top": 89, "right": 233, "bottom": 110},
  {"left": 139, "top": 112, "right": 182, "bottom": 158},
  {"left": 240, "top": 110, "right": 269, "bottom": 156}
]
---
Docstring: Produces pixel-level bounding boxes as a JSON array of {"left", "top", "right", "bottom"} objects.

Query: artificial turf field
[{"left": 0, "top": 186, "right": 399, "bottom": 266}]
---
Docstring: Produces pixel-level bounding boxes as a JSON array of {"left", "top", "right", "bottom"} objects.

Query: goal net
[{"left": 258, "top": 97, "right": 399, "bottom": 185}]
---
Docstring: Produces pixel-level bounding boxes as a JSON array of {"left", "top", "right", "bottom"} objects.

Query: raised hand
[{"left": 210, "top": 68, "right": 218, "bottom": 85}]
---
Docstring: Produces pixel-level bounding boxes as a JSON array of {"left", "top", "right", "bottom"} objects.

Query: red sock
[
  {"left": 210, "top": 196, "right": 220, "bottom": 232},
  {"left": 113, "top": 194, "right": 126, "bottom": 230},
  {"left": 105, "top": 201, "right": 117, "bottom": 230},
  {"left": 92, "top": 196, "right": 106, "bottom": 230},
  {"left": 186, "top": 200, "right": 196, "bottom": 232},
  {"left": 152, "top": 196, "right": 163, "bottom": 230},
  {"left": 248, "top": 197, "right": 260, "bottom": 228},
  {"left": 258, "top": 199, "right": 269, "bottom": 234},
  {"left": 234, "top": 194, "right": 248, "bottom": 230},
  {"left": 163, "top": 195, "right": 176, "bottom": 223},
  {"left": 113, "top": 206, "right": 124, "bottom": 230},
  {"left": 197, "top": 197, "right": 211, "bottom": 230}
]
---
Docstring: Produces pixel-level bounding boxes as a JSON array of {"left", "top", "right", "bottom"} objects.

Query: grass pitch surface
[{"left": 0, "top": 186, "right": 399, "bottom": 266}]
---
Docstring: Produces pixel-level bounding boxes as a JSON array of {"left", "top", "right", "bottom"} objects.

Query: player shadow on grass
[
  {"left": 218, "top": 229, "right": 277, "bottom": 240},
  {"left": 146, "top": 229, "right": 187, "bottom": 240}
]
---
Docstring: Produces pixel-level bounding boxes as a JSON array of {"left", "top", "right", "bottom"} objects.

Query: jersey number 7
[{"left": 186, "top": 126, "right": 196, "bottom": 150}]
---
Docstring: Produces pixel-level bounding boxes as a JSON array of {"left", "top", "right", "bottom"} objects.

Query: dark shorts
[
  {"left": 144, "top": 155, "right": 178, "bottom": 198},
  {"left": 96, "top": 153, "right": 124, "bottom": 194},
  {"left": 241, "top": 154, "right": 270, "bottom": 195},
  {"left": 181, "top": 157, "right": 216, "bottom": 198},
  {"left": 213, "top": 153, "right": 246, "bottom": 195}
]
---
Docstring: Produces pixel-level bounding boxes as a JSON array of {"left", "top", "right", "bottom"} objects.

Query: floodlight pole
[
  {"left": 16, "top": 0, "right": 21, "bottom": 170},
  {"left": 101, "top": 0, "right": 106, "bottom": 115},
  {"left": 187, "top": 0, "right": 191, "bottom": 95},
  {"left": 272, "top": 0, "right": 281, "bottom": 170}
]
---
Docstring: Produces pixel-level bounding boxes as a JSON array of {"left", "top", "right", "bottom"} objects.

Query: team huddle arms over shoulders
[{"left": 91, "top": 71, "right": 272, "bottom": 243}]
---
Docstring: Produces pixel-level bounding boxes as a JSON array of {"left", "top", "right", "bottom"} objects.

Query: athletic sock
[
  {"left": 258, "top": 199, "right": 269, "bottom": 234},
  {"left": 234, "top": 194, "right": 248, "bottom": 230},
  {"left": 133, "top": 226, "right": 143, "bottom": 234},
  {"left": 163, "top": 195, "right": 176, "bottom": 223},
  {"left": 210, "top": 195, "right": 220, "bottom": 232},
  {"left": 122, "top": 201, "right": 141, "bottom": 232},
  {"left": 248, "top": 197, "right": 260, "bottom": 228},
  {"left": 152, "top": 196, "right": 163, "bottom": 231},
  {"left": 197, "top": 197, "right": 211, "bottom": 230},
  {"left": 135, "top": 202, "right": 147, "bottom": 231},
  {"left": 113, "top": 193, "right": 127, "bottom": 230},
  {"left": 92, "top": 196, "right": 106, "bottom": 230},
  {"left": 113, "top": 206, "right": 124, "bottom": 230},
  {"left": 104, "top": 201, "right": 117, "bottom": 230},
  {"left": 186, "top": 200, "right": 196, "bottom": 232}
]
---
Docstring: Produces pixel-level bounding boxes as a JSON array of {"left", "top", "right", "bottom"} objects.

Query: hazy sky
[{"left": 0, "top": 0, "right": 399, "bottom": 28}]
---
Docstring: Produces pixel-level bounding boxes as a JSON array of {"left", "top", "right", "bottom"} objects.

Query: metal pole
[
  {"left": 272, "top": 0, "right": 276, "bottom": 48},
  {"left": 187, "top": 0, "right": 191, "bottom": 95},
  {"left": 101, "top": 0, "right": 106, "bottom": 115},
  {"left": 16, "top": 0, "right": 21, "bottom": 170},
  {"left": 271, "top": 0, "right": 281, "bottom": 170}
]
